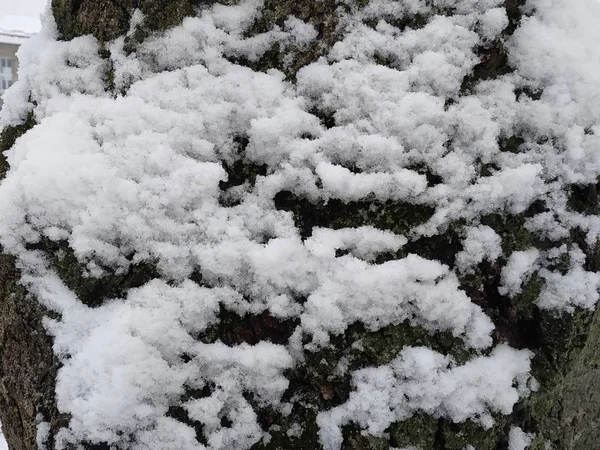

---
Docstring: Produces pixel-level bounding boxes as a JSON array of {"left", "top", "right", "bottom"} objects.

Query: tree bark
[{"left": 1, "top": 1, "right": 600, "bottom": 449}]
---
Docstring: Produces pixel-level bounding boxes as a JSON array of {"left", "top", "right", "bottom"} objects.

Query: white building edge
[
  {"left": 0, "top": 29, "right": 33, "bottom": 46},
  {"left": 0, "top": 16, "right": 39, "bottom": 105}
]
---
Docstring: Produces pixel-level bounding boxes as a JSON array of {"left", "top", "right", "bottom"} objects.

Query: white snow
[
  {"left": 499, "top": 249, "right": 540, "bottom": 297},
  {"left": 317, "top": 345, "right": 532, "bottom": 450},
  {"left": 0, "top": 0, "right": 598, "bottom": 448},
  {"left": 36, "top": 415, "right": 51, "bottom": 450},
  {"left": 301, "top": 253, "right": 494, "bottom": 348},
  {"left": 508, "top": 426, "right": 534, "bottom": 450},
  {"left": 304, "top": 226, "right": 407, "bottom": 261},
  {"left": 538, "top": 248, "right": 600, "bottom": 311},
  {"left": 456, "top": 225, "right": 502, "bottom": 273}
]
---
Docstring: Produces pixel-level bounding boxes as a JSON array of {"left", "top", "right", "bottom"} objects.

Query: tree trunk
[{"left": 1, "top": 1, "right": 600, "bottom": 449}]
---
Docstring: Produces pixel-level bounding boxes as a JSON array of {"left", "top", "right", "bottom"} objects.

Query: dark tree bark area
[{"left": 0, "top": 255, "right": 61, "bottom": 450}]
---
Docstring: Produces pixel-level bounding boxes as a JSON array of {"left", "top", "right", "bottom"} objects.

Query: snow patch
[
  {"left": 508, "top": 426, "right": 534, "bottom": 450},
  {"left": 317, "top": 345, "right": 532, "bottom": 450}
]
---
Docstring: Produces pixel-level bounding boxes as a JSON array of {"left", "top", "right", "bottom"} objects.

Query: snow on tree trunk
[{"left": 1, "top": 0, "right": 600, "bottom": 449}]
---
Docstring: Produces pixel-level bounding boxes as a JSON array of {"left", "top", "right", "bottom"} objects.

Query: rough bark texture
[
  {"left": 1, "top": 1, "right": 600, "bottom": 449},
  {"left": 0, "top": 255, "right": 63, "bottom": 450}
]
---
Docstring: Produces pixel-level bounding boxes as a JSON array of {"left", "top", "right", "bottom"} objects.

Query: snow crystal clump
[
  {"left": 538, "top": 248, "right": 600, "bottom": 311},
  {"left": 499, "top": 249, "right": 540, "bottom": 297},
  {"left": 508, "top": 426, "right": 534, "bottom": 450},
  {"left": 304, "top": 226, "right": 407, "bottom": 261},
  {"left": 301, "top": 254, "right": 494, "bottom": 349},
  {"left": 456, "top": 225, "right": 502, "bottom": 273},
  {"left": 36, "top": 414, "right": 51, "bottom": 450},
  {"left": 317, "top": 345, "right": 532, "bottom": 450}
]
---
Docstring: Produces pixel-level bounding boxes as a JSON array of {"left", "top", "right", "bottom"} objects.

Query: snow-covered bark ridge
[{"left": 0, "top": 0, "right": 599, "bottom": 448}]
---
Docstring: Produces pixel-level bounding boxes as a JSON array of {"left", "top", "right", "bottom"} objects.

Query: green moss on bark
[
  {"left": 524, "top": 307, "right": 600, "bottom": 450},
  {"left": 38, "top": 239, "right": 158, "bottom": 308},
  {"left": 390, "top": 414, "right": 438, "bottom": 450},
  {"left": 274, "top": 191, "right": 435, "bottom": 239}
]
